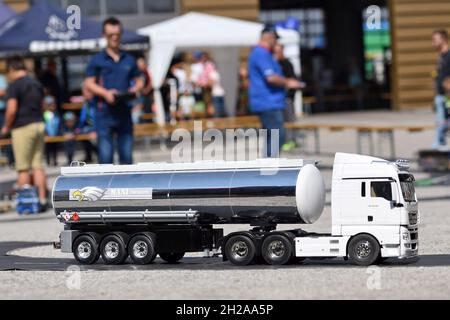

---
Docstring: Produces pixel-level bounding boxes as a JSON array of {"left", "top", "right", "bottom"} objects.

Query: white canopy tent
[{"left": 138, "top": 12, "right": 301, "bottom": 124}]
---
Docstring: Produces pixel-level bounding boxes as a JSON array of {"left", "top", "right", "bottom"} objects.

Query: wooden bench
[
  {"left": 285, "top": 122, "right": 436, "bottom": 158},
  {"left": 0, "top": 117, "right": 437, "bottom": 160}
]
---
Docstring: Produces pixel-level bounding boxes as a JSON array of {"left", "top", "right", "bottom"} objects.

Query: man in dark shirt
[
  {"left": 85, "top": 17, "right": 143, "bottom": 164},
  {"left": 274, "top": 43, "right": 301, "bottom": 152},
  {"left": 1, "top": 56, "right": 48, "bottom": 211},
  {"left": 431, "top": 29, "right": 450, "bottom": 148}
]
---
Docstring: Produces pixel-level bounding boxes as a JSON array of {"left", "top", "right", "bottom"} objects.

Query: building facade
[{"left": 4, "top": 0, "right": 450, "bottom": 111}]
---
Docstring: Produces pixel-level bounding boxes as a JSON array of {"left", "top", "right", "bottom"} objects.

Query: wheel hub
[
  {"left": 267, "top": 240, "right": 286, "bottom": 259},
  {"left": 133, "top": 241, "right": 148, "bottom": 258},
  {"left": 231, "top": 241, "right": 248, "bottom": 260},
  {"left": 77, "top": 241, "right": 92, "bottom": 259},
  {"left": 356, "top": 241, "right": 372, "bottom": 258},
  {"left": 104, "top": 241, "right": 120, "bottom": 259}
]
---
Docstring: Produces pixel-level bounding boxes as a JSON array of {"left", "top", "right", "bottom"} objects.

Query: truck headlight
[{"left": 402, "top": 232, "right": 410, "bottom": 241}]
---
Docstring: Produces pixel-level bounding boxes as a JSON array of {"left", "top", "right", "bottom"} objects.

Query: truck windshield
[{"left": 399, "top": 174, "right": 416, "bottom": 202}]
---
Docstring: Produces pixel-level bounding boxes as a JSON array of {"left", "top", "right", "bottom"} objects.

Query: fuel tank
[{"left": 52, "top": 159, "right": 326, "bottom": 225}]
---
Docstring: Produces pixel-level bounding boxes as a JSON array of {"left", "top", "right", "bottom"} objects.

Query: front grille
[
  {"left": 409, "top": 211, "right": 418, "bottom": 225},
  {"left": 410, "top": 232, "right": 418, "bottom": 241}
]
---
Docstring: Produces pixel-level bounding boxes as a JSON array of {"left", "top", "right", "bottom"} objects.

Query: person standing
[
  {"left": 135, "top": 55, "right": 153, "bottom": 115},
  {"left": 431, "top": 30, "right": 450, "bottom": 149},
  {"left": 0, "top": 72, "right": 14, "bottom": 165},
  {"left": 85, "top": 17, "right": 143, "bottom": 164},
  {"left": 0, "top": 56, "right": 48, "bottom": 211},
  {"left": 274, "top": 43, "right": 300, "bottom": 152},
  {"left": 39, "top": 59, "right": 63, "bottom": 112},
  {"left": 248, "top": 26, "right": 301, "bottom": 157},
  {"left": 209, "top": 68, "right": 226, "bottom": 117}
]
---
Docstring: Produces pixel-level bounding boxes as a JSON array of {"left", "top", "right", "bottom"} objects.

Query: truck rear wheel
[
  {"left": 73, "top": 234, "right": 100, "bottom": 265},
  {"left": 100, "top": 234, "right": 128, "bottom": 265},
  {"left": 225, "top": 235, "right": 256, "bottom": 266},
  {"left": 159, "top": 252, "right": 185, "bottom": 263},
  {"left": 128, "top": 234, "right": 157, "bottom": 265},
  {"left": 348, "top": 234, "right": 380, "bottom": 266},
  {"left": 262, "top": 234, "right": 293, "bottom": 265}
]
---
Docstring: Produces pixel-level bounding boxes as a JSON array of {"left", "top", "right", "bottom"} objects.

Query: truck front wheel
[
  {"left": 225, "top": 235, "right": 256, "bottom": 266},
  {"left": 73, "top": 234, "right": 100, "bottom": 265},
  {"left": 159, "top": 252, "right": 185, "bottom": 263},
  {"left": 262, "top": 234, "right": 293, "bottom": 265},
  {"left": 128, "top": 234, "right": 157, "bottom": 265},
  {"left": 348, "top": 234, "right": 380, "bottom": 266}
]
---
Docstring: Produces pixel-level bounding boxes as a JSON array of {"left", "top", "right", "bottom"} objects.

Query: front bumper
[{"left": 399, "top": 226, "right": 418, "bottom": 259}]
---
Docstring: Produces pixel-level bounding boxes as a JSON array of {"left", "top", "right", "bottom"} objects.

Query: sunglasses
[{"left": 105, "top": 32, "right": 121, "bottom": 38}]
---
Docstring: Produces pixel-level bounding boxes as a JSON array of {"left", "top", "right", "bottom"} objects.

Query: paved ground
[{"left": 0, "top": 110, "right": 449, "bottom": 299}]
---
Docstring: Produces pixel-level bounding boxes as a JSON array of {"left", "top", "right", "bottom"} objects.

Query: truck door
[{"left": 366, "top": 180, "right": 401, "bottom": 225}]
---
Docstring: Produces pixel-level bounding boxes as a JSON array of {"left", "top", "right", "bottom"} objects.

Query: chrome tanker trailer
[{"left": 53, "top": 153, "right": 419, "bottom": 266}]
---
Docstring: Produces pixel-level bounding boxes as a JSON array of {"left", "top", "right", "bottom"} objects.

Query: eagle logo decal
[{"left": 72, "top": 187, "right": 106, "bottom": 202}]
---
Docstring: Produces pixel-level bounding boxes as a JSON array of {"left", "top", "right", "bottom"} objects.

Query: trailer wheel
[
  {"left": 348, "top": 234, "right": 380, "bottom": 266},
  {"left": 73, "top": 234, "right": 100, "bottom": 265},
  {"left": 128, "top": 235, "right": 157, "bottom": 265},
  {"left": 225, "top": 235, "right": 256, "bottom": 266},
  {"left": 261, "top": 234, "right": 293, "bottom": 265},
  {"left": 159, "top": 252, "right": 185, "bottom": 263},
  {"left": 100, "top": 234, "right": 128, "bottom": 265}
]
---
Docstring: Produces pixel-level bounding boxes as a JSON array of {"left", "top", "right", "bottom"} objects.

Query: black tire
[
  {"left": 224, "top": 235, "right": 256, "bottom": 266},
  {"left": 128, "top": 234, "right": 157, "bottom": 265},
  {"left": 159, "top": 252, "right": 185, "bottom": 263},
  {"left": 73, "top": 234, "right": 100, "bottom": 265},
  {"left": 348, "top": 234, "right": 380, "bottom": 266},
  {"left": 261, "top": 234, "right": 293, "bottom": 265},
  {"left": 100, "top": 234, "right": 128, "bottom": 265}
]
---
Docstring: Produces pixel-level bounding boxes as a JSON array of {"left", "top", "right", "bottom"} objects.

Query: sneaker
[
  {"left": 38, "top": 201, "right": 48, "bottom": 213},
  {"left": 281, "top": 140, "right": 297, "bottom": 152}
]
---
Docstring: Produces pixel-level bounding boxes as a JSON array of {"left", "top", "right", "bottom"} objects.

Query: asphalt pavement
[{"left": 0, "top": 110, "right": 449, "bottom": 299}]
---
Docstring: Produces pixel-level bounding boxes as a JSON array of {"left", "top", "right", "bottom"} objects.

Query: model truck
[{"left": 52, "top": 152, "right": 419, "bottom": 266}]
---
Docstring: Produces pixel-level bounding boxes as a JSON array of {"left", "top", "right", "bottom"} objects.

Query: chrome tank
[{"left": 52, "top": 160, "right": 325, "bottom": 225}]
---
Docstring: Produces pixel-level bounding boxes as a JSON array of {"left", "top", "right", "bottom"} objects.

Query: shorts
[{"left": 11, "top": 122, "right": 45, "bottom": 171}]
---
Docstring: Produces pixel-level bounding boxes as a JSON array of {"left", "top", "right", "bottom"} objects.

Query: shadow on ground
[{"left": 0, "top": 241, "right": 449, "bottom": 271}]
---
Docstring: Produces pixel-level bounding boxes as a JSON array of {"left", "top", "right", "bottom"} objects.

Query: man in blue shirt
[
  {"left": 248, "top": 26, "right": 301, "bottom": 157},
  {"left": 85, "top": 17, "right": 143, "bottom": 164}
]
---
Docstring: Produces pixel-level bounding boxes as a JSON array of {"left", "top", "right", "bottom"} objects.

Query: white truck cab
[{"left": 295, "top": 152, "right": 419, "bottom": 265}]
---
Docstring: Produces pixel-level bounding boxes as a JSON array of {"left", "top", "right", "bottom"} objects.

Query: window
[
  {"left": 370, "top": 181, "right": 392, "bottom": 201},
  {"left": 399, "top": 174, "right": 416, "bottom": 202},
  {"left": 259, "top": 9, "right": 326, "bottom": 49},
  {"left": 45, "top": 0, "right": 100, "bottom": 16},
  {"left": 361, "top": 182, "right": 366, "bottom": 197},
  {"left": 143, "top": 0, "right": 175, "bottom": 13},
  {"left": 69, "top": 0, "right": 101, "bottom": 16},
  {"left": 106, "top": 0, "right": 138, "bottom": 15}
]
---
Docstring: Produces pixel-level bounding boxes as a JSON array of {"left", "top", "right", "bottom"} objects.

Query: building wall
[
  {"left": 390, "top": 0, "right": 450, "bottom": 109},
  {"left": 181, "top": 0, "right": 259, "bottom": 21}
]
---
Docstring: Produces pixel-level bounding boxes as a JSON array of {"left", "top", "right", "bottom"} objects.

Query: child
[
  {"left": 178, "top": 89, "right": 195, "bottom": 120},
  {"left": 43, "top": 91, "right": 60, "bottom": 166},
  {"left": 62, "top": 111, "right": 78, "bottom": 165}
]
